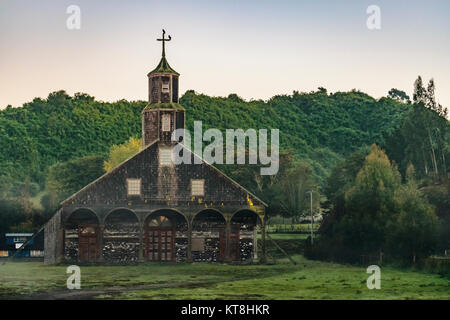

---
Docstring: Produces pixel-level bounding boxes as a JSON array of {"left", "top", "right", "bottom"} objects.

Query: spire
[{"left": 148, "top": 29, "right": 179, "bottom": 76}]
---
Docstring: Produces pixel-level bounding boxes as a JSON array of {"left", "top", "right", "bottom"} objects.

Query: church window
[
  {"left": 148, "top": 216, "right": 172, "bottom": 227},
  {"left": 191, "top": 179, "right": 205, "bottom": 196},
  {"left": 159, "top": 148, "right": 172, "bottom": 166},
  {"left": 127, "top": 178, "right": 141, "bottom": 196},
  {"left": 162, "top": 114, "right": 171, "bottom": 132},
  {"left": 162, "top": 82, "right": 170, "bottom": 93}
]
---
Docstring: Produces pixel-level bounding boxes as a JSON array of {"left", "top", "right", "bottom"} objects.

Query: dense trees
[
  {"left": 0, "top": 88, "right": 407, "bottom": 193},
  {"left": 0, "top": 91, "right": 144, "bottom": 187},
  {"left": 221, "top": 150, "right": 319, "bottom": 219},
  {"left": 181, "top": 88, "right": 407, "bottom": 186},
  {"left": 0, "top": 77, "right": 447, "bottom": 264},
  {"left": 42, "top": 155, "right": 105, "bottom": 212},
  {"left": 384, "top": 77, "right": 449, "bottom": 179},
  {"left": 340, "top": 145, "right": 401, "bottom": 254},
  {"left": 104, "top": 137, "right": 142, "bottom": 172},
  {"left": 388, "top": 88, "right": 410, "bottom": 104},
  {"left": 314, "top": 146, "right": 443, "bottom": 264},
  {"left": 386, "top": 165, "right": 440, "bottom": 264},
  {"left": 313, "top": 77, "right": 449, "bottom": 265},
  {"left": 278, "top": 163, "right": 319, "bottom": 221}
]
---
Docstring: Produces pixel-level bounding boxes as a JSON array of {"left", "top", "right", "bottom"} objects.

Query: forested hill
[{"left": 0, "top": 88, "right": 408, "bottom": 190}]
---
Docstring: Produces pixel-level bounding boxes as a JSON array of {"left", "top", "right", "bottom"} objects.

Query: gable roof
[
  {"left": 179, "top": 143, "right": 268, "bottom": 207},
  {"left": 61, "top": 139, "right": 267, "bottom": 207},
  {"left": 61, "top": 139, "right": 159, "bottom": 206}
]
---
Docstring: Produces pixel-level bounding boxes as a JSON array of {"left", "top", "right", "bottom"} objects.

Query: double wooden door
[{"left": 145, "top": 227, "right": 175, "bottom": 262}]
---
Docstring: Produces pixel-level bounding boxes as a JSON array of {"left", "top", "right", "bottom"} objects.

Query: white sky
[{"left": 0, "top": 0, "right": 449, "bottom": 108}]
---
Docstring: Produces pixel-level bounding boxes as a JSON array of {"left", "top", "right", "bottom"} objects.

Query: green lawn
[
  {"left": 0, "top": 255, "right": 448, "bottom": 300},
  {"left": 266, "top": 233, "right": 309, "bottom": 240}
]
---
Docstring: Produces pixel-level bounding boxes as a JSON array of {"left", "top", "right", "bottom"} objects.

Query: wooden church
[{"left": 44, "top": 30, "right": 267, "bottom": 264}]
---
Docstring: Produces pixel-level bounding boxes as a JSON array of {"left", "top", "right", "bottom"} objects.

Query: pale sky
[{"left": 0, "top": 0, "right": 449, "bottom": 109}]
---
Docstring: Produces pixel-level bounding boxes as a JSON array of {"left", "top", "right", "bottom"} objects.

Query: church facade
[{"left": 44, "top": 30, "right": 267, "bottom": 264}]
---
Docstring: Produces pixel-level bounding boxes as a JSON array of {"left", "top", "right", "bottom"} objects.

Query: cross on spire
[{"left": 157, "top": 29, "right": 172, "bottom": 57}]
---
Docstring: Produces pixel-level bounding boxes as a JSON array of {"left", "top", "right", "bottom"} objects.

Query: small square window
[
  {"left": 162, "top": 83, "right": 170, "bottom": 93},
  {"left": 161, "top": 114, "right": 171, "bottom": 132},
  {"left": 127, "top": 178, "right": 141, "bottom": 196},
  {"left": 159, "top": 148, "right": 173, "bottom": 166},
  {"left": 191, "top": 179, "right": 205, "bottom": 196}
]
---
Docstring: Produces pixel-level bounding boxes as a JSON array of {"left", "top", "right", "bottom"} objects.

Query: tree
[
  {"left": 387, "top": 165, "right": 440, "bottom": 264},
  {"left": 385, "top": 76, "right": 449, "bottom": 180},
  {"left": 338, "top": 144, "right": 401, "bottom": 254},
  {"left": 43, "top": 155, "right": 105, "bottom": 211},
  {"left": 320, "top": 146, "right": 370, "bottom": 234},
  {"left": 279, "top": 162, "right": 319, "bottom": 221},
  {"left": 223, "top": 150, "right": 296, "bottom": 217},
  {"left": 0, "top": 198, "right": 26, "bottom": 233},
  {"left": 411, "top": 77, "right": 448, "bottom": 177},
  {"left": 104, "top": 137, "right": 142, "bottom": 172},
  {"left": 0, "top": 88, "right": 408, "bottom": 194},
  {"left": 388, "top": 88, "right": 410, "bottom": 104}
]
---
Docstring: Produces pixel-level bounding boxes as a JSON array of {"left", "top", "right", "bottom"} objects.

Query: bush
[{"left": 423, "top": 257, "right": 450, "bottom": 277}]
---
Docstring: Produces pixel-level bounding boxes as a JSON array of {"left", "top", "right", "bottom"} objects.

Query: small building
[
  {"left": 44, "top": 30, "right": 268, "bottom": 264},
  {"left": 0, "top": 233, "right": 44, "bottom": 258}
]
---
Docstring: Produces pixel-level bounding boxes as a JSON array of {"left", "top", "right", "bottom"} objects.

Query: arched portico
[
  {"left": 143, "top": 209, "right": 188, "bottom": 262},
  {"left": 103, "top": 208, "right": 140, "bottom": 262},
  {"left": 230, "top": 209, "right": 263, "bottom": 262},
  {"left": 59, "top": 206, "right": 266, "bottom": 264},
  {"left": 64, "top": 208, "right": 100, "bottom": 263},
  {"left": 192, "top": 209, "right": 226, "bottom": 262}
]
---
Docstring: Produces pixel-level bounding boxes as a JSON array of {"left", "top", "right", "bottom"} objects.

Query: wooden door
[
  {"left": 219, "top": 224, "right": 240, "bottom": 261},
  {"left": 145, "top": 227, "right": 175, "bottom": 262},
  {"left": 78, "top": 225, "right": 99, "bottom": 262}
]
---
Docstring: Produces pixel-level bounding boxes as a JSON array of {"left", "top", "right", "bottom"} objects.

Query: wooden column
[
  {"left": 158, "top": 76, "right": 162, "bottom": 103},
  {"left": 225, "top": 217, "right": 231, "bottom": 262},
  {"left": 56, "top": 226, "right": 64, "bottom": 264},
  {"left": 260, "top": 215, "right": 267, "bottom": 264},
  {"left": 138, "top": 223, "right": 144, "bottom": 262},
  {"left": 187, "top": 220, "right": 193, "bottom": 263},
  {"left": 253, "top": 227, "right": 258, "bottom": 260},
  {"left": 56, "top": 209, "right": 64, "bottom": 264},
  {"left": 98, "top": 224, "right": 105, "bottom": 262},
  {"left": 169, "top": 75, "right": 173, "bottom": 103}
]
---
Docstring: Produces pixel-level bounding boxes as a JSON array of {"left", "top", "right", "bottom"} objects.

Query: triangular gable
[
  {"left": 60, "top": 139, "right": 159, "bottom": 205},
  {"left": 61, "top": 140, "right": 267, "bottom": 207},
  {"left": 178, "top": 143, "right": 268, "bottom": 207}
]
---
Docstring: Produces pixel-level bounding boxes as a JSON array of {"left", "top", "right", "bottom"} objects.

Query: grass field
[{"left": 0, "top": 234, "right": 448, "bottom": 300}]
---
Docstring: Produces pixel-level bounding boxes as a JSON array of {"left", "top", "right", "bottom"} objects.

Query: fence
[{"left": 266, "top": 223, "right": 320, "bottom": 234}]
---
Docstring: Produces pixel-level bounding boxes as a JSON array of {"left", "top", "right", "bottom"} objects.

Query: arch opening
[
  {"left": 64, "top": 208, "right": 100, "bottom": 263},
  {"left": 103, "top": 209, "right": 140, "bottom": 263},
  {"left": 144, "top": 209, "right": 188, "bottom": 262},
  {"left": 192, "top": 209, "right": 226, "bottom": 262},
  {"left": 230, "top": 210, "right": 262, "bottom": 262}
]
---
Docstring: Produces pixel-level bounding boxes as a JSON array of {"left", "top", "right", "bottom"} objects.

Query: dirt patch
[{"left": 5, "top": 279, "right": 228, "bottom": 300}]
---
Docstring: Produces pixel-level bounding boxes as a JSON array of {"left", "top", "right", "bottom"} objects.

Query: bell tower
[{"left": 142, "top": 29, "right": 185, "bottom": 147}]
